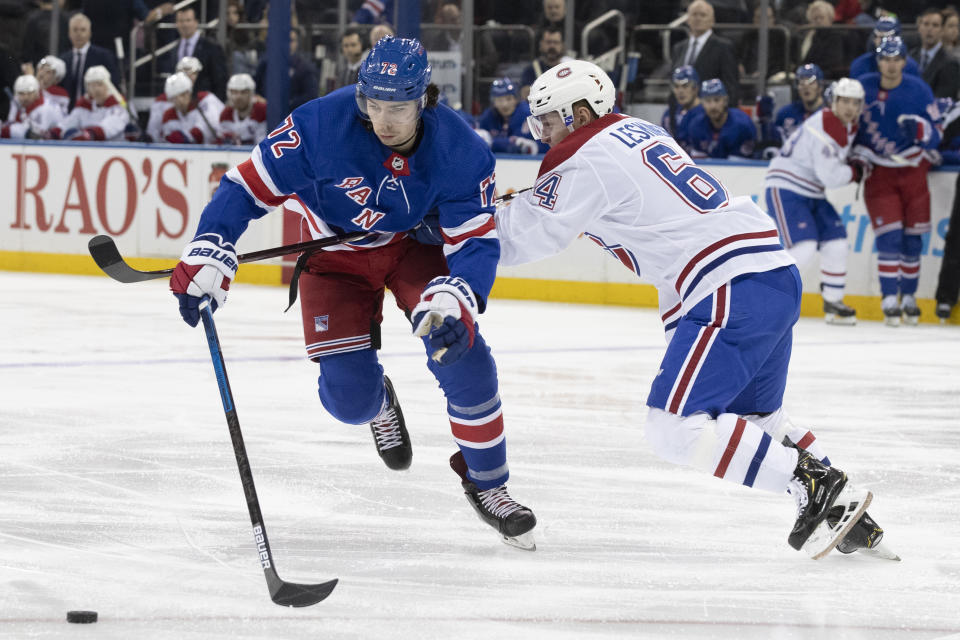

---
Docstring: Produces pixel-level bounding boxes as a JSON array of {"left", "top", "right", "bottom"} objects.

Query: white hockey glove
[
  {"left": 170, "top": 233, "right": 238, "bottom": 327},
  {"left": 411, "top": 276, "right": 478, "bottom": 366}
]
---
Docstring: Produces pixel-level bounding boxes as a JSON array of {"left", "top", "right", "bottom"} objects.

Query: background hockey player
[
  {"left": 160, "top": 72, "right": 218, "bottom": 144},
  {"left": 168, "top": 36, "right": 537, "bottom": 549},
  {"left": 661, "top": 65, "right": 701, "bottom": 138},
  {"left": 495, "top": 59, "right": 890, "bottom": 559},
  {"left": 475, "top": 77, "right": 547, "bottom": 156},
  {"left": 35, "top": 56, "right": 69, "bottom": 116},
  {"left": 146, "top": 57, "right": 224, "bottom": 143},
  {"left": 49, "top": 65, "right": 129, "bottom": 141},
  {"left": 677, "top": 78, "right": 756, "bottom": 159},
  {"left": 1, "top": 75, "right": 63, "bottom": 139},
  {"left": 219, "top": 73, "right": 267, "bottom": 146},
  {"left": 849, "top": 17, "right": 920, "bottom": 79},
  {"left": 764, "top": 77, "right": 868, "bottom": 325},
  {"left": 853, "top": 36, "right": 939, "bottom": 325},
  {"left": 773, "top": 64, "right": 825, "bottom": 147}
]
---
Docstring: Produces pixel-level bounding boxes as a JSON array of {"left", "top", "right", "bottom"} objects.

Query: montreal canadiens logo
[{"left": 557, "top": 67, "right": 572, "bottom": 78}]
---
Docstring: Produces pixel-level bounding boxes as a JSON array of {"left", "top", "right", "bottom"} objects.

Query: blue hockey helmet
[
  {"left": 490, "top": 77, "right": 518, "bottom": 98},
  {"left": 671, "top": 65, "right": 700, "bottom": 87},
  {"left": 795, "top": 63, "right": 823, "bottom": 86},
  {"left": 356, "top": 36, "right": 431, "bottom": 113},
  {"left": 873, "top": 16, "right": 901, "bottom": 39},
  {"left": 876, "top": 35, "right": 907, "bottom": 60},
  {"left": 700, "top": 78, "right": 727, "bottom": 98}
]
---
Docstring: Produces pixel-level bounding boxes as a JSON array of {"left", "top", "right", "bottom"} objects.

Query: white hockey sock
[
  {"left": 819, "top": 239, "right": 848, "bottom": 303},
  {"left": 743, "top": 409, "right": 832, "bottom": 465},
  {"left": 786, "top": 239, "right": 817, "bottom": 270}
]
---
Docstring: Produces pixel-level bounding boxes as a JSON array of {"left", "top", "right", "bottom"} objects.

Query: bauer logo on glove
[{"left": 170, "top": 233, "right": 238, "bottom": 327}]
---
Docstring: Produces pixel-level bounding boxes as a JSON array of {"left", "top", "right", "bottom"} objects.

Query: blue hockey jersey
[
  {"left": 772, "top": 101, "right": 822, "bottom": 145},
  {"left": 476, "top": 101, "right": 548, "bottom": 155},
  {"left": 849, "top": 52, "right": 920, "bottom": 79},
  {"left": 677, "top": 107, "right": 757, "bottom": 159},
  {"left": 196, "top": 86, "right": 501, "bottom": 303},
  {"left": 853, "top": 72, "right": 940, "bottom": 167}
]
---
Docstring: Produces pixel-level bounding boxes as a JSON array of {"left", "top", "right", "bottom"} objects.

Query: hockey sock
[
  {"left": 875, "top": 229, "right": 903, "bottom": 297},
  {"left": 900, "top": 233, "right": 923, "bottom": 296},
  {"left": 787, "top": 240, "right": 817, "bottom": 270},
  {"left": 819, "top": 239, "right": 848, "bottom": 304}
]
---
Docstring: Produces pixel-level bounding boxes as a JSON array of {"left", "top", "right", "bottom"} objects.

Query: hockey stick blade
[
  {"left": 88, "top": 231, "right": 369, "bottom": 284},
  {"left": 200, "top": 300, "right": 338, "bottom": 606}
]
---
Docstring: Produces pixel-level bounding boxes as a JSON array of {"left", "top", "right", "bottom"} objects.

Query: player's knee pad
[
  {"left": 645, "top": 407, "right": 716, "bottom": 470},
  {"left": 316, "top": 350, "right": 385, "bottom": 424},
  {"left": 902, "top": 233, "right": 922, "bottom": 258},
  {"left": 819, "top": 239, "right": 848, "bottom": 272},
  {"left": 426, "top": 330, "right": 498, "bottom": 405},
  {"left": 787, "top": 240, "right": 817, "bottom": 269},
  {"left": 874, "top": 228, "right": 903, "bottom": 256}
]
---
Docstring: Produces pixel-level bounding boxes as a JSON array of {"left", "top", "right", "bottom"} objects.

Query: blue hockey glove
[
  {"left": 170, "top": 233, "right": 238, "bottom": 327},
  {"left": 897, "top": 114, "right": 931, "bottom": 144},
  {"left": 411, "top": 276, "right": 478, "bottom": 366}
]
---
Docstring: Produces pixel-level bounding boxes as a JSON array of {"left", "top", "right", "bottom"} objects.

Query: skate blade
[
  {"left": 858, "top": 540, "right": 900, "bottom": 561},
  {"left": 804, "top": 487, "right": 873, "bottom": 560},
  {"left": 825, "top": 314, "right": 856, "bottom": 326},
  {"left": 884, "top": 316, "right": 901, "bottom": 327},
  {"left": 501, "top": 531, "right": 536, "bottom": 551},
  {"left": 902, "top": 316, "right": 919, "bottom": 326}
]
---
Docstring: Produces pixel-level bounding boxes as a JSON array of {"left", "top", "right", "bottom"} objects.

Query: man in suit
[
  {"left": 164, "top": 6, "right": 228, "bottom": 100},
  {"left": 60, "top": 13, "right": 122, "bottom": 110},
  {"left": 911, "top": 7, "right": 960, "bottom": 98},
  {"left": 670, "top": 0, "right": 740, "bottom": 105}
]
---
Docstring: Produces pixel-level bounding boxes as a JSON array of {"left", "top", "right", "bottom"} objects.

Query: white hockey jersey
[
  {"left": 764, "top": 108, "right": 857, "bottom": 199},
  {"left": 58, "top": 95, "right": 130, "bottom": 140},
  {"left": 147, "top": 91, "right": 223, "bottom": 142},
  {"left": 42, "top": 86, "right": 70, "bottom": 116},
  {"left": 1, "top": 93, "right": 63, "bottom": 139},
  {"left": 496, "top": 113, "right": 795, "bottom": 327},
  {"left": 218, "top": 100, "right": 267, "bottom": 145},
  {"left": 161, "top": 102, "right": 216, "bottom": 143}
]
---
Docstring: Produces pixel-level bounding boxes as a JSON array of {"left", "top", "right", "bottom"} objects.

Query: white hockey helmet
[
  {"left": 176, "top": 56, "right": 203, "bottom": 75},
  {"left": 14, "top": 74, "right": 39, "bottom": 95},
  {"left": 227, "top": 73, "right": 255, "bottom": 92},
  {"left": 165, "top": 72, "right": 193, "bottom": 98},
  {"left": 83, "top": 65, "right": 111, "bottom": 86},
  {"left": 38, "top": 55, "right": 67, "bottom": 82},
  {"left": 526, "top": 59, "right": 615, "bottom": 140},
  {"left": 831, "top": 77, "right": 865, "bottom": 104}
]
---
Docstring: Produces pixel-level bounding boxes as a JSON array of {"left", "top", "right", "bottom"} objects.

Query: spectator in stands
[
  {"left": 850, "top": 16, "right": 920, "bottom": 78},
  {"left": 164, "top": 6, "right": 228, "bottom": 100},
  {"left": 336, "top": 27, "right": 366, "bottom": 90},
  {"left": 834, "top": 0, "right": 878, "bottom": 27},
  {"left": 476, "top": 76, "right": 546, "bottom": 155},
  {"left": 80, "top": 0, "right": 165, "bottom": 61},
  {"left": 737, "top": 4, "right": 788, "bottom": 81},
  {"left": 52, "top": 65, "right": 130, "bottom": 141},
  {"left": 911, "top": 8, "right": 960, "bottom": 99},
  {"left": 226, "top": 0, "right": 260, "bottom": 76},
  {"left": 422, "top": 2, "right": 498, "bottom": 77},
  {"left": 943, "top": 8, "right": 960, "bottom": 59},
  {"left": 677, "top": 78, "right": 756, "bottom": 159},
  {"left": 1, "top": 74, "right": 63, "bottom": 139},
  {"left": 669, "top": 0, "right": 740, "bottom": 105},
  {"left": 369, "top": 24, "right": 396, "bottom": 49},
  {"left": 354, "top": 0, "right": 394, "bottom": 25},
  {"left": 36, "top": 56, "right": 69, "bottom": 115},
  {"left": 255, "top": 28, "right": 318, "bottom": 113},
  {"left": 661, "top": 65, "right": 701, "bottom": 138},
  {"left": 60, "top": 13, "right": 122, "bottom": 110},
  {"left": 520, "top": 26, "right": 572, "bottom": 100},
  {"left": 219, "top": 73, "right": 266, "bottom": 145},
  {"left": 21, "top": 0, "right": 69, "bottom": 74},
  {"left": 794, "top": 1, "right": 847, "bottom": 80}
]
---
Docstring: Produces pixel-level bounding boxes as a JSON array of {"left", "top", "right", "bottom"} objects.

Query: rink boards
[{"left": 0, "top": 140, "right": 955, "bottom": 322}]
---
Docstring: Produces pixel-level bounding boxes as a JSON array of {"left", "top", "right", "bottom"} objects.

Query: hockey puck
[{"left": 66, "top": 610, "right": 98, "bottom": 624}]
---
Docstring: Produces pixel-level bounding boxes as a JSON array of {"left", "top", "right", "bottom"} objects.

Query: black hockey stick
[
  {"left": 199, "top": 298, "right": 338, "bottom": 606},
  {"left": 88, "top": 231, "right": 369, "bottom": 284}
]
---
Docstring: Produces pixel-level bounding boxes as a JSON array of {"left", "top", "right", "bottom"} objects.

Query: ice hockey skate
[
  {"left": 901, "top": 295, "right": 921, "bottom": 326},
  {"left": 882, "top": 296, "right": 901, "bottom": 327},
  {"left": 449, "top": 451, "right": 537, "bottom": 550},
  {"left": 787, "top": 450, "right": 871, "bottom": 559},
  {"left": 937, "top": 302, "right": 952, "bottom": 322},
  {"left": 368, "top": 376, "right": 412, "bottom": 470},
  {"left": 829, "top": 510, "right": 900, "bottom": 560},
  {"left": 823, "top": 299, "right": 856, "bottom": 325}
]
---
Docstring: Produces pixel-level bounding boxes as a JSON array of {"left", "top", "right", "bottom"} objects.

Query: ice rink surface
[{"left": 1, "top": 271, "right": 959, "bottom": 640}]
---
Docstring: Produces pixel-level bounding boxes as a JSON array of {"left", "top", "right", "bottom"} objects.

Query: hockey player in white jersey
[
  {"left": 50, "top": 66, "right": 130, "bottom": 141},
  {"left": 764, "top": 78, "right": 869, "bottom": 324},
  {"left": 146, "top": 57, "right": 224, "bottom": 142},
  {"left": 496, "top": 60, "right": 893, "bottom": 559},
  {"left": 1, "top": 75, "right": 63, "bottom": 139},
  {"left": 160, "top": 73, "right": 218, "bottom": 144},
  {"left": 219, "top": 73, "right": 267, "bottom": 145},
  {"left": 35, "top": 56, "right": 69, "bottom": 116}
]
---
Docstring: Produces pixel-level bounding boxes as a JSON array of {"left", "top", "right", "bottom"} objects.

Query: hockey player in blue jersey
[
  {"left": 772, "top": 64, "right": 825, "bottom": 146},
  {"left": 854, "top": 36, "right": 940, "bottom": 325},
  {"left": 475, "top": 77, "right": 547, "bottom": 155},
  {"left": 496, "top": 59, "right": 892, "bottom": 560},
  {"left": 661, "top": 65, "right": 702, "bottom": 138},
  {"left": 677, "top": 78, "right": 756, "bottom": 159},
  {"left": 849, "top": 17, "right": 920, "bottom": 79},
  {"left": 168, "top": 36, "right": 537, "bottom": 549}
]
